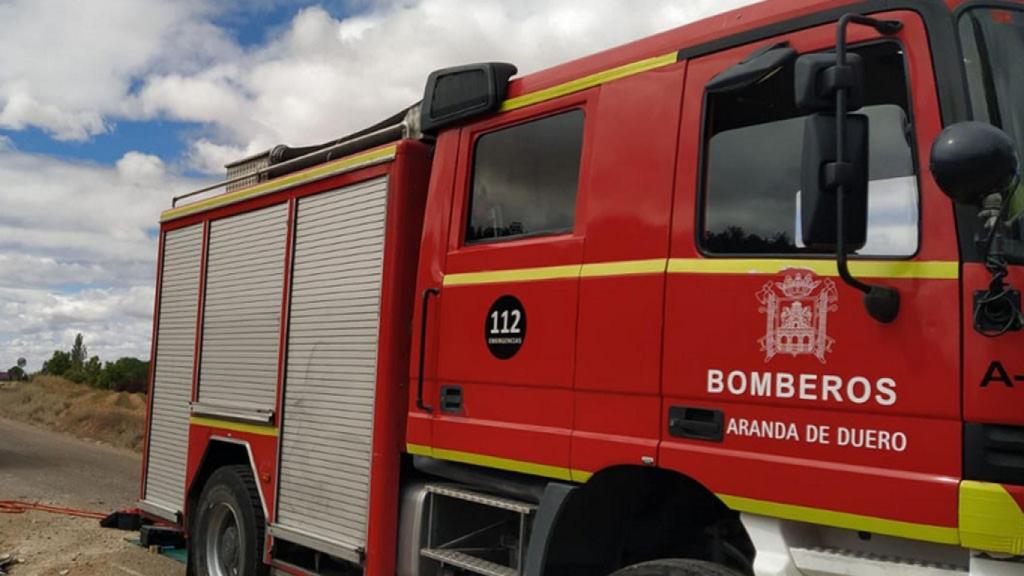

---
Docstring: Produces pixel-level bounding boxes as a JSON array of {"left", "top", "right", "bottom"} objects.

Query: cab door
[
  {"left": 425, "top": 92, "right": 594, "bottom": 477},
  {"left": 661, "top": 13, "right": 963, "bottom": 540}
]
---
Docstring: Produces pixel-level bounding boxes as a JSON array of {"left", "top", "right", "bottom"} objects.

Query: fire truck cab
[{"left": 140, "top": 1, "right": 1024, "bottom": 575}]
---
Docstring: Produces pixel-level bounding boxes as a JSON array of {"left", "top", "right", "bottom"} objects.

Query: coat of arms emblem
[{"left": 757, "top": 270, "right": 838, "bottom": 363}]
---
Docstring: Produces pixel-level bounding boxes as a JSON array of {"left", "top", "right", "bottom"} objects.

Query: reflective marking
[
  {"left": 443, "top": 264, "right": 581, "bottom": 287},
  {"left": 666, "top": 258, "right": 959, "bottom": 280},
  {"left": 717, "top": 493, "right": 959, "bottom": 545},
  {"left": 442, "top": 258, "right": 958, "bottom": 286},
  {"left": 407, "top": 443, "right": 576, "bottom": 482},
  {"left": 959, "top": 480, "right": 1024, "bottom": 554},
  {"left": 190, "top": 416, "right": 278, "bottom": 437},
  {"left": 501, "top": 52, "right": 679, "bottom": 112},
  {"left": 580, "top": 259, "right": 667, "bottom": 278},
  {"left": 405, "top": 442, "right": 959, "bottom": 545},
  {"left": 161, "top": 145, "right": 398, "bottom": 222},
  {"left": 406, "top": 442, "right": 432, "bottom": 457}
]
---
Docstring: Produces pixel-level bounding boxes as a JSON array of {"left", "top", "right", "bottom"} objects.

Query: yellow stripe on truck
[
  {"left": 443, "top": 264, "right": 582, "bottom": 287},
  {"left": 190, "top": 416, "right": 279, "bottom": 437},
  {"left": 407, "top": 443, "right": 576, "bottom": 482},
  {"left": 161, "top": 145, "right": 398, "bottom": 222},
  {"left": 406, "top": 443, "right": 962, "bottom": 546},
  {"left": 959, "top": 480, "right": 1024, "bottom": 555},
  {"left": 718, "top": 493, "right": 959, "bottom": 545},
  {"left": 500, "top": 52, "right": 679, "bottom": 113},
  {"left": 665, "top": 258, "right": 959, "bottom": 280},
  {"left": 441, "top": 258, "right": 959, "bottom": 287}
]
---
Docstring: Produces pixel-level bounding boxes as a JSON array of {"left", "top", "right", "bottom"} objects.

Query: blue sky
[
  {"left": 2, "top": 121, "right": 197, "bottom": 168},
  {"left": 0, "top": 0, "right": 748, "bottom": 371},
  {"left": 0, "top": 2, "right": 360, "bottom": 173}
]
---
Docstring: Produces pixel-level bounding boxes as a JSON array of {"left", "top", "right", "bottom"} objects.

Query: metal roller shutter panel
[
  {"left": 275, "top": 177, "right": 388, "bottom": 555},
  {"left": 143, "top": 224, "right": 203, "bottom": 516},
  {"left": 198, "top": 203, "right": 288, "bottom": 413}
]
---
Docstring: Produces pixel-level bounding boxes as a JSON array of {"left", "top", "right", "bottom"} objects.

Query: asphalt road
[{"left": 0, "top": 418, "right": 184, "bottom": 576}]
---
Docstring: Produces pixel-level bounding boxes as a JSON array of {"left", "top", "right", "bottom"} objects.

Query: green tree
[
  {"left": 42, "top": 350, "right": 72, "bottom": 376},
  {"left": 84, "top": 355, "right": 102, "bottom": 385},
  {"left": 70, "top": 333, "right": 87, "bottom": 369},
  {"left": 97, "top": 358, "right": 150, "bottom": 393},
  {"left": 16, "top": 357, "right": 26, "bottom": 369},
  {"left": 65, "top": 355, "right": 104, "bottom": 386},
  {"left": 64, "top": 367, "right": 87, "bottom": 384}
]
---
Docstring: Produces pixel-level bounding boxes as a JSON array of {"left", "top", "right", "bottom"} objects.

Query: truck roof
[{"left": 506, "top": 0, "right": 971, "bottom": 103}]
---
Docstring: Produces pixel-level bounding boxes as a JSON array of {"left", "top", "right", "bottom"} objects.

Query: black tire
[
  {"left": 191, "top": 465, "right": 268, "bottom": 576},
  {"left": 609, "top": 559, "right": 743, "bottom": 576}
]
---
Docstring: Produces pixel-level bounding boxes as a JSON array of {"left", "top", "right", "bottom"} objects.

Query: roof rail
[{"left": 171, "top": 104, "right": 421, "bottom": 208}]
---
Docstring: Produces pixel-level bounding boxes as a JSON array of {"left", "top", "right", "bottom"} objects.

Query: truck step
[
  {"left": 139, "top": 524, "right": 186, "bottom": 548},
  {"left": 424, "top": 484, "right": 536, "bottom": 515},
  {"left": 421, "top": 548, "right": 518, "bottom": 576},
  {"left": 790, "top": 546, "right": 967, "bottom": 576}
]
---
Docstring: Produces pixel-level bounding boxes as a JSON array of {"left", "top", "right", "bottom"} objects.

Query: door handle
[
  {"left": 416, "top": 287, "right": 440, "bottom": 413},
  {"left": 668, "top": 406, "right": 724, "bottom": 442}
]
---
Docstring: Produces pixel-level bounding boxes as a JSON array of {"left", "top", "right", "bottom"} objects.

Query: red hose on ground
[{"left": 0, "top": 500, "right": 107, "bottom": 520}]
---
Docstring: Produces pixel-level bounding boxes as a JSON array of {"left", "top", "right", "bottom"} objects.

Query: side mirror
[
  {"left": 795, "top": 50, "right": 869, "bottom": 253},
  {"left": 930, "top": 121, "right": 1020, "bottom": 204},
  {"left": 795, "top": 52, "right": 864, "bottom": 112},
  {"left": 791, "top": 13, "right": 903, "bottom": 325},
  {"left": 800, "top": 113, "right": 870, "bottom": 252},
  {"left": 420, "top": 62, "right": 517, "bottom": 133}
]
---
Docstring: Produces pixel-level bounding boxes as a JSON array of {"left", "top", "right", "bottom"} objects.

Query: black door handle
[
  {"left": 668, "top": 406, "right": 724, "bottom": 442},
  {"left": 416, "top": 287, "right": 440, "bottom": 413}
]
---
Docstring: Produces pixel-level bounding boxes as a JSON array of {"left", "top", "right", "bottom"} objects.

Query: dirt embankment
[{"left": 0, "top": 376, "right": 147, "bottom": 452}]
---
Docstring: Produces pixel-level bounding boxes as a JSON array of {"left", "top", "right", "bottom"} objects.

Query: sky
[{"left": 0, "top": 0, "right": 755, "bottom": 371}]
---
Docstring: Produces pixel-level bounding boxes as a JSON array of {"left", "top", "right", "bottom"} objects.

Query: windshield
[{"left": 959, "top": 7, "right": 1024, "bottom": 256}]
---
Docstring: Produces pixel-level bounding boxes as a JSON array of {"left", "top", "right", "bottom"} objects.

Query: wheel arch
[
  {"left": 186, "top": 437, "right": 268, "bottom": 530},
  {"left": 539, "top": 465, "right": 755, "bottom": 576}
]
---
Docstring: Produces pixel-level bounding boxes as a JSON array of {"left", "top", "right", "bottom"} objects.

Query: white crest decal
[{"left": 757, "top": 270, "right": 838, "bottom": 363}]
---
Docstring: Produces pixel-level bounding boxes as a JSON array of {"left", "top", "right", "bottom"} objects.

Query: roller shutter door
[
  {"left": 273, "top": 177, "right": 388, "bottom": 559},
  {"left": 198, "top": 203, "right": 287, "bottom": 414},
  {"left": 142, "top": 224, "right": 203, "bottom": 519}
]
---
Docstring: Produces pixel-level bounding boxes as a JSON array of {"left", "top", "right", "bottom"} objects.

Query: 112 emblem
[{"left": 485, "top": 295, "right": 526, "bottom": 359}]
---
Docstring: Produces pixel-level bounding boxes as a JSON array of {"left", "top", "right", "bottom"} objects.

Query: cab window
[
  {"left": 466, "top": 110, "right": 584, "bottom": 244},
  {"left": 700, "top": 42, "right": 918, "bottom": 257},
  {"left": 959, "top": 7, "right": 1024, "bottom": 258}
]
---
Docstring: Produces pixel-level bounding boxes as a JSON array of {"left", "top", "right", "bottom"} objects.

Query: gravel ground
[{"left": 0, "top": 418, "right": 184, "bottom": 576}]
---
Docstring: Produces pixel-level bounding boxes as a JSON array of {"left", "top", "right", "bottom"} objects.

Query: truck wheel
[
  {"left": 608, "top": 559, "right": 743, "bottom": 576},
  {"left": 192, "top": 465, "right": 268, "bottom": 576}
]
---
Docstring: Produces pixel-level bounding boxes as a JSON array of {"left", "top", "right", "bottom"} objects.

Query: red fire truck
[{"left": 139, "top": 0, "right": 1024, "bottom": 575}]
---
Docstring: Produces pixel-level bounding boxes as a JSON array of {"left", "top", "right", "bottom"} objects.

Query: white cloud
[
  {"left": 0, "top": 285, "right": 155, "bottom": 371},
  {"left": 0, "top": 0, "right": 759, "bottom": 156},
  {"left": 0, "top": 149, "right": 206, "bottom": 369},
  {"left": 186, "top": 139, "right": 262, "bottom": 175},
  {"left": 0, "top": 0, "right": 760, "bottom": 370},
  {"left": 137, "top": 69, "right": 249, "bottom": 126},
  {"left": 0, "top": 0, "right": 232, "bottom": 140},
  {"left": 116, "top": 152, "right": 166, "bottom": 183},
  {"left": 139, "top": 0, "right": 756, "bottom": 172},
  {"left": 0, "top": 92, "right": 108, "bottom": 141}
]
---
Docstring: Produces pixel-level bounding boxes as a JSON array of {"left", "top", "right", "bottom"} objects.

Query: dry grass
[{"left": 0, "top": 376, "right": 147, "bottom": 451}]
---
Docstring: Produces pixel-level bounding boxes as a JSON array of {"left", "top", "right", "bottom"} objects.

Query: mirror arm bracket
[
  {"left": 834, "top": 14, "right": 903, "bottom": 324},
  {"left": 974, "top": 189, "right": 1024, "bottom": 336}
]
